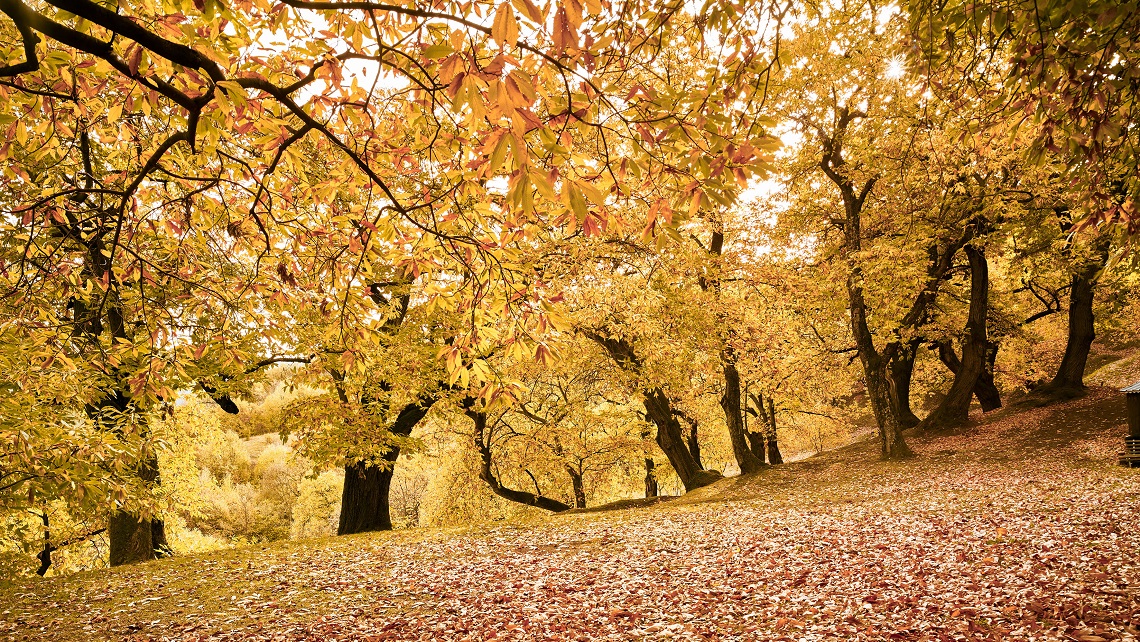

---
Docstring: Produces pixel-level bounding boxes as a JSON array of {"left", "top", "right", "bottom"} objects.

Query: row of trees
[{"left": 1, "top": 0, "right": 1136, "bottom": 572}]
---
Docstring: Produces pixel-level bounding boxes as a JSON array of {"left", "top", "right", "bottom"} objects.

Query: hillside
[{"left": 2, "top": 389, "right": 1138, "bottom": 642}]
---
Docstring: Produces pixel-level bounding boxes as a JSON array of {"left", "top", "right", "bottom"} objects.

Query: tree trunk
[
  {"left": 642, "top": 389, "right": 722, "bottom": 491},
  {"left": 765, "top": 397, "right": 784, "bottom": 465},
  {"left": 338, "top": 395, "right": 436, "bottom": 535},
  {"left": 889, "top": 342, "right": 921, "bottom": 429},
  {"left": 105, "top": 397, "right": 164, "bottom": 566},
  {"left": 937, "top": 340, "right": 1002, "bottom": 411},
  {"left": 921, "top": 245, "right": 990, "bottom": 431},
  {"left": 338, "top": 459, "right": 396, "bottom": 533},
  {"left": 469, "top": 409, "right": 572, "bottom": 512},
  {"left": 1044, "top": 271, "right": 1096, "bottom": 396},
  {"left": 745, "top": 430, "right": 766, "bottom": 462},
  {"left": 644, "top": 457, "right": 658, "bottom": 498},
  {"left": 567, "top": 467, "right": 586, "bottom": 509},
  {"left": 677, "top": 412, "right": 704, "bottom": 469},
  {"left": 720, "top": 360, "right": 766, "bottom": 474},
  {"left": 586, "top": 333, "right": 720, "bottom": 491}
]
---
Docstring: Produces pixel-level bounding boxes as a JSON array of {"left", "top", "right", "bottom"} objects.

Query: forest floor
[{"left": 2, "top": 387, "right": 1139, "bottom": 642}]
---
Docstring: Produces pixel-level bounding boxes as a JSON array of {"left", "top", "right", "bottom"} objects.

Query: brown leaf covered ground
[{"left": 3, "top": 388, "right": 1138, "bottom": 641}]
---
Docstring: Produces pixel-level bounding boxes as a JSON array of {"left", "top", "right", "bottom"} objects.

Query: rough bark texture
[
  {"left": 937, "top": 340, "right": 1002, "bottom": 412},
  {"left": 469, "top": 409, "right": 572, "bottom": 512},
  {"left": 677, "top": 412, "right": 704, "bottom": 469},
  {"left": 889, "top": 342, "right": 922, "bottom": 429},
  {"left": 337, "top": 396, "right": 436, "bottom": 535},
  {"left": 586, "top": 332, "right": 721, "bottom": 491},
  {"left": 720, "top": 360, "right": 766, "bottom": 474},
  {"left": 920, "top": 245, "right": 990, "bottom": 431}
]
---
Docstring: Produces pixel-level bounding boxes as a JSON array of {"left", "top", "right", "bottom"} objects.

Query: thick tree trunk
[
  {"left": 765, "top": 397, "right": 783, "bottom": 465},
  {"left": 889, "top": 342, "right": 921, "bottom": 429},
  {"left": 921, "top": 245, "right": 990, "bottom": 431},
  {"left": 338, "top": 395, "right": 436, "bottom": 535},
  {"left": 677, "top": 412, "right": 704, "bottom": 469},
  {"left": 586, "top": 333, "right": 720, "bottom": 491},
  {"left": 338, "top": 459, "right": 396, "bottom": 533},
  {"left": 567, "top": 467, "right": 586, "bottom": 509},
  {"left": 1044, "top": 271, "right": 1096, "bottom": 397},
  {"left": 469, "top": 409, "right": 572, "bottom": 512},
  {"left": 720, "top": 360, "right": 766, "bottom": 474},
  {"left": 937, "top": 340, "right": 1002, "bottom": 411}
]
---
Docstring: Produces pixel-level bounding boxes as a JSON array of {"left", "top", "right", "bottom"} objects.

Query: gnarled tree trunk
[
  {"left": 937, "top": 340, "right": 1002, "bottom": 412},
  {"left": 889, "top": 342, "right": 921, "bottom": 429},
  {"left": 920, "top": 245, "right": 990, "bottom": 431},
  {"left": 468, "top": 408, "right": 572, "bottom": 512},
  {"left": 587, "top": 333, "right": 721, "bottom": 491}
]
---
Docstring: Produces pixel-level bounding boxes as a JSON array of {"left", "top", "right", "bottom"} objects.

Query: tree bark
[
  {"left": 1044, "top": 271, "right": 1097, "bottom": 396},
  {"left": 819, "top": 107, "right": 917, "bottom": 460},
  {"left": 338, "top": 395, "right": 436, "bottom": 535},
  {"left": 586, "top": 332, "right": 721, "bottom": 491},
  {"left": 644, "top": 457, "right": 658, "bottom": 498},
  {"left": 889, "top": 342, "right": 922, "bottom": 429},
  {"left": 468, "top": 408, "right": 572, "bottom": 512},
  {"left": 920, "top": 244, "right": 990, "bottom": 431},
  {"left": 765, "top": 397, "right": 784, "bottom": 465},
  {"left": 720, "top": 360, "right": 766, "bottom": 474},
  {"left": 937, "top": 340, "right": 1002, "bottom": 411},
  {"left": 567, "top": 467, "right": 586, "bottom": 509},
  {"left": 676, "top": 411, "right": 704, "bottom": 469}
]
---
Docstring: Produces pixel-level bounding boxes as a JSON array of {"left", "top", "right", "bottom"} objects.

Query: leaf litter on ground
[{"left": 2, "top": 388, "right": 1138, "bottom": 641}]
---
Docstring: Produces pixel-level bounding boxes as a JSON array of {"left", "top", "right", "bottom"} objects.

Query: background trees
[{"left": 1, "top": 0, "right": 1138, "bottom": 576}]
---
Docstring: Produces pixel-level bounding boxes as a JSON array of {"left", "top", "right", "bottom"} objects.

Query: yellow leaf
[
  {"left": 511, "top": 0, "right": 543, "bottom": 23},
  {"left": 492, "top": 3, "right": 519, "bottom": 48},
  {"left": 107, "top": 103, "right": 123, "bottom": 124}
]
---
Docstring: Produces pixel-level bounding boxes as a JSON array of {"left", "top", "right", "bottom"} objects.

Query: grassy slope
[{"left": 2, "top": 388, "right": 1138, "bottom": 642}]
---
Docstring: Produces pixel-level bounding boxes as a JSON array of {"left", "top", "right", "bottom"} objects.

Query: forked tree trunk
[
  {"left": 586, "top": 333, "right": 720, "bottom": 491},
  {"left": 920, "top": 245, "right": 990, "bottom": 431},
  {"left": 889, "top": 342, "right": 921, "bottom": 429},
  {"left": 643, "top": 389, "right": 722, "bottom": 491},
  {"left": 338, "top": 396, "right": 436, "bottom": 535},
  {"left": 720, "top": 360, "right": 766, "bottom": 474},
  {"left": 937, "top": 340, "right": 1002, "bottom": 411}
]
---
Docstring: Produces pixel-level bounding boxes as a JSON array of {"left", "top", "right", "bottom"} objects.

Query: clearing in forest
[{"left": 2, "top": 389, "right": 1138, "bottom": 642}]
